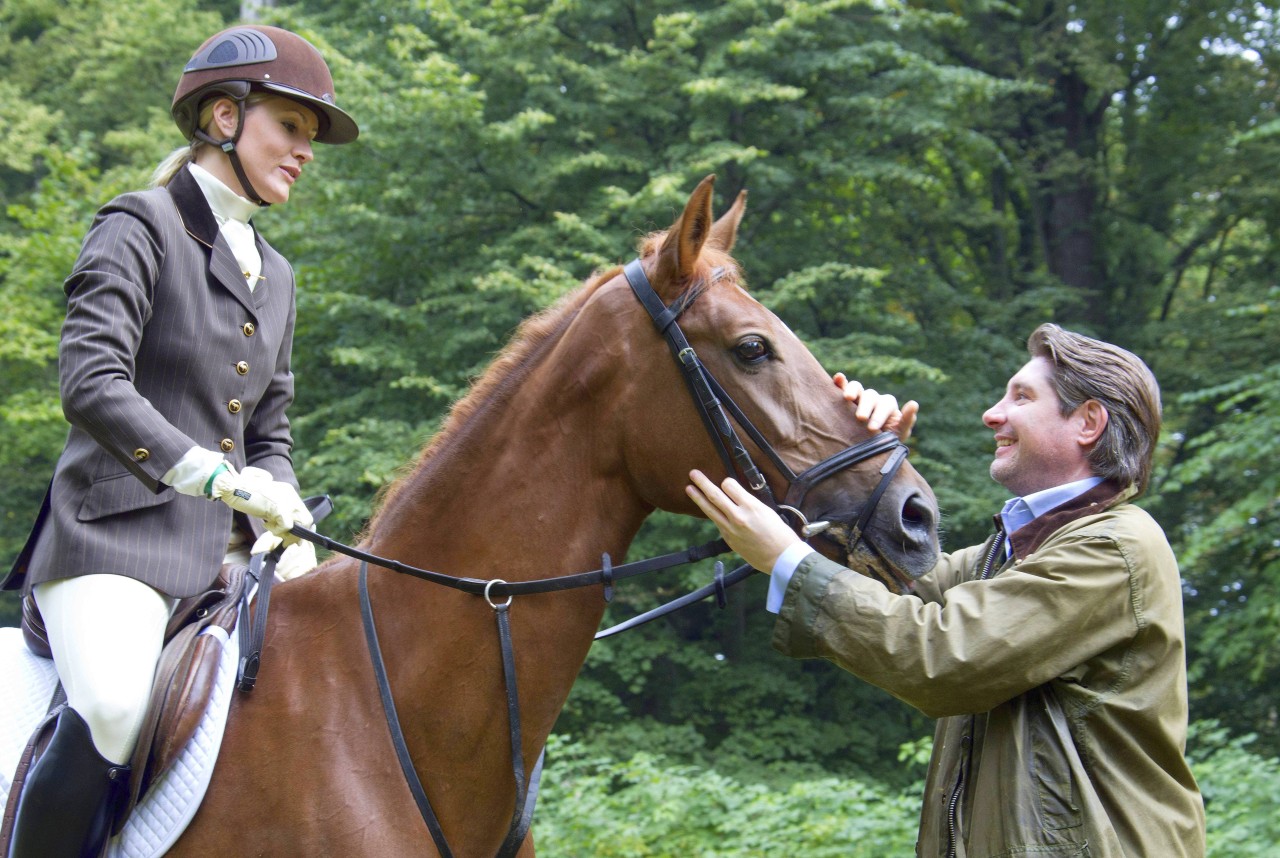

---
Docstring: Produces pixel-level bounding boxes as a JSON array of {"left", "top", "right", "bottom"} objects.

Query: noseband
[{"left": 622, "top": 259, "right": 909, "bottom": 552}]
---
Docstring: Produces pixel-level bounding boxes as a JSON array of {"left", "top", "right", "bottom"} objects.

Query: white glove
[
  {"left": 251, "top": 535, "right": 319, "bottom": 581},
  {"left": 208, "top": 464, "right": 313, "bottom": 544}
]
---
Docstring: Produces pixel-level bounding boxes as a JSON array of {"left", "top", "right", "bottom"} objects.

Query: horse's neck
[
  {"left": 333, "top": 371, "right": 646, "bottom": 839},
  {"left": 368, "top": 410, "right": 648, "bottom": 578},
  {"left": 366, "top": 323, "right": 650, "bottom": 577}
]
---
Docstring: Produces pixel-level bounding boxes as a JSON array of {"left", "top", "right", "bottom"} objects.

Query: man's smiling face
[{"left": 982, "top": 356, "right": 1098, "bottom": 497}]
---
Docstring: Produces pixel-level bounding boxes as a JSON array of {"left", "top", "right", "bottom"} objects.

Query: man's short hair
[{"left": 1027, "top": 324, "right": 1162, "bottom": 496}]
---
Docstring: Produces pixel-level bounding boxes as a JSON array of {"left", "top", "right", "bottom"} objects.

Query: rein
[{"left": 279, "top": 256, "right": 912, "bottom": 858}]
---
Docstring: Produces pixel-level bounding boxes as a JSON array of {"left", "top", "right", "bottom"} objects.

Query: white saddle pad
[{"left": 0, "top": 624, "right": 237, "bottom": 858}]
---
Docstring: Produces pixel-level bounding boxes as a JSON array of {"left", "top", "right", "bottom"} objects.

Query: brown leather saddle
[
  {"left": 11, "top": 560, "right": 247, "bottom": 838},
  {"left": 1, "top": 495, "right": 330, "bottom": 851}
]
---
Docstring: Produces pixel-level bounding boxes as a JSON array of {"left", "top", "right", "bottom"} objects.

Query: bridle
[
  {"left": 274, "top": 257, "right": 914, "bottom": 858},
  {"left": 621, "top": 258, "right": 910, "bottom": 552}
]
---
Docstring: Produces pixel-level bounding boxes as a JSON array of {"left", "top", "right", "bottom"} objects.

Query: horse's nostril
[
  {"left": 902, "top": 495, "right": 928, "bottom": 525},
  {"left": 900, "top": 493, "right": 936, "bottom": 539}
]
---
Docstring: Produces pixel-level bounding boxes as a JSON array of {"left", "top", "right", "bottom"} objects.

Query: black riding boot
[{"left": 8, "top": 707, "right": 130, "bottom": 858}]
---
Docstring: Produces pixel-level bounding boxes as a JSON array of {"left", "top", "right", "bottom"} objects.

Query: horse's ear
[
  {"left": 654, "top": 174, "right": 716, "bottom": 301},
  {"left": 708, "top": 189, "right": 747, "bottom": 252}
]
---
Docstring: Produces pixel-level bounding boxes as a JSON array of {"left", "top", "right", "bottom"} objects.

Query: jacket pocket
[
  {"left": 77, "top": 469, "right": 175, "bottom": 522},
  {"left": 1028, "top": 687, "right": 1085, "bottom": 832}
]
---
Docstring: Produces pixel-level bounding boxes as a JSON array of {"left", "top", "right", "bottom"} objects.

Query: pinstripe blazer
[{"left": 3, "top": 166, "right": 299, "bottom": 598}]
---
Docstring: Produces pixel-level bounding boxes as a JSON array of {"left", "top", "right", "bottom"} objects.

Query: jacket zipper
[
  {"left": 945, "top": 727, "right": 976, "bottom": 858},
  {"left": 979, "top": 527, "right": 1005, "bottom": 581},
  {"left": 945, "top": 759, "right": 964, "bottom": 858}
]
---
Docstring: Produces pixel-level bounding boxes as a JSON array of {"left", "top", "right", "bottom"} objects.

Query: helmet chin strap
[{"left": 192, "top": 94, "right": 270, "bottom": 207}]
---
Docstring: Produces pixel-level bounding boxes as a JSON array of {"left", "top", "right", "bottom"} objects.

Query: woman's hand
[
  {"left": 685, "top": 470, "right": 801, "bottom": 572},
  {"left": 833, "top": 373, "right": 918, "bottom": 440},
  {"left": 210, "top": 465, "right": 313, "bottom": 544}
]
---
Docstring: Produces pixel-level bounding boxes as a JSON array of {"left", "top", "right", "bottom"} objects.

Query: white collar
[{"left": 188, "top": 163, "right": 258, "bottom": 226}]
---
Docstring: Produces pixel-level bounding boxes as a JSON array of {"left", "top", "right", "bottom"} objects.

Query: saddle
[
  {"left": 4, "top": 495, "right": 330, "bottom": 845},
  {"left": 14, "top": 560, "right": 247, "bottom": 836},
  {"left": 2, "top": 496, "right": 330, "bottom": 858}
]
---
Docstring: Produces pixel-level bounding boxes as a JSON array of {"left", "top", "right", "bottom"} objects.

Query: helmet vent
[{"left": 186, "top": 28, "right": 277, "bottom": 72}]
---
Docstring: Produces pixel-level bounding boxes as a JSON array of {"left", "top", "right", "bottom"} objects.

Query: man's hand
[
  {"left": 685, "top": 470, "right": 801, "bottom": 572},
  {"left": 833, "top": 373, "right": 917, "bottom": 440}
]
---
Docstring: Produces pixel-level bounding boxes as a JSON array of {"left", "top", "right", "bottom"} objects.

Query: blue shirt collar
[{"left": 1000, "top": 476, "right": 1104, "bottom": 537}]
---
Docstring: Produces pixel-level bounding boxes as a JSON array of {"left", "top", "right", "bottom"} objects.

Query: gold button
[
  {"left": 228, "top": 399, "right": 242, "bottom": 414},
  {"left": 133, "top": 448, "right": 150, "bottom": 462},
  {"left": 236, "top": 361, "right": 249, "bottom": 375},
  {"left": 220, "top": 438, "right": 235, "bottom": 452},
  {"left": 242, "top": 322, "right": 255, "bottom": 337}
]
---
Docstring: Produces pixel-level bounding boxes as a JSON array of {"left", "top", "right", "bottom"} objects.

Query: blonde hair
[
  {"left": 151, "top": 92, "right": 271, "bottom": 187},
  {"left": 1027, "top": 324, "right": 1163, "bottom": 496}
]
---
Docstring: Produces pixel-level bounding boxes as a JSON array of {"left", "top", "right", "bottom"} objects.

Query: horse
[{"left": 168, "top": 174, "right": 940, "bottom": 856}]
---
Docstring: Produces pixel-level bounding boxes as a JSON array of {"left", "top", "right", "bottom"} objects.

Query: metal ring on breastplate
[{"left": 485, "top": 579, "right": 513, "bottom": 610}]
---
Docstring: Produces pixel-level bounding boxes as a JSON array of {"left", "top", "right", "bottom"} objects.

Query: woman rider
[{"left": 3, "top": 24, "right": 358, "bottom": 857}]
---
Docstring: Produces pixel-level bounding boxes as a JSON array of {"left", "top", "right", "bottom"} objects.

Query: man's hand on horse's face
[
  {"left": 834, "top": 373, "right": 917, "bottom": 441},
  {"left": 685, "top": 470, "right": 801, "bottom": 573}
]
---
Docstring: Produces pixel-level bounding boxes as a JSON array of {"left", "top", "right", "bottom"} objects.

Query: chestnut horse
[{"left": 169, "top": 175, "right": 939, "bottom": 856}]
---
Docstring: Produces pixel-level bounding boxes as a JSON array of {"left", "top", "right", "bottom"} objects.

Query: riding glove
[
  {"left": 251, "top": 532, "right": 319, "bottom": 581},
  {"left": 207, "top": 464, "right": 312, "bottom": 544}
]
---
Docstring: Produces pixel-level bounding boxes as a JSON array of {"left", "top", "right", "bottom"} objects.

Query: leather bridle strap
[
  {"left": 701, "top": 361, "right": 908, "bottom": 517},
  {"left": 359, "top": 561, "right": 453, "bottom": 856},
  {"left": 622, "top": 258, "right": 909, "bottom": 528},
  {"left": 593, "top": 437, "right": 908, "bottom": 641},
  {"left": 360, "top": 562, "right": 545, "bottom": 858},
  {"left": 595, "top": 561, "right": 754, "bottom": 640},
  {"left": 293, "top": 526, "right": 729, "bottom": 599},
  {"left": 623, "top": 259, "right": 775, "bottom": 503},
  {"left": 237, "top": 495, "right": 334, "bottom": 692}
]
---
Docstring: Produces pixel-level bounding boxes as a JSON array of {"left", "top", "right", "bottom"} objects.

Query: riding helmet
[{"left": 171, "top": 25, "right": 359, "bottom": 145}]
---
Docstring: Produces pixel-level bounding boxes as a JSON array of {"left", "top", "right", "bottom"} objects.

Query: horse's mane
[
  {"left": 365, "top": 229, "right": 741, "bottom": 531},
  {"left": 366, "top": 262, "right": 622, "bottom": 524}
]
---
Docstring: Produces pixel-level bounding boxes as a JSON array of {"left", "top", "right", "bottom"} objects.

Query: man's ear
[{"left": 1077, "top": 400, "right": 1109, "bottom": 447}]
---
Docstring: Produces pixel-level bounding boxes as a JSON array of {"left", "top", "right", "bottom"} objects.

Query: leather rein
[{"left": 277, "top": 257, "right": 912, "bottom": 857}]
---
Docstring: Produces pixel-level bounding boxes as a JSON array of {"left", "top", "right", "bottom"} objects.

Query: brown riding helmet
[{"left": 172, "top": 25, "right": 358, "bottom": 145}]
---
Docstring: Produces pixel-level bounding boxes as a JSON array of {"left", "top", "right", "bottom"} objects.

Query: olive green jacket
[{"left": 773, "top": 481, "right": 1205, "bottom": 857}]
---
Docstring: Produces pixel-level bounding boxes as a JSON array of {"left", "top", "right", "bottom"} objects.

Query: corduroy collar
[{"left": 1002, "top": 479, "right": 1134, "bottom": 560}]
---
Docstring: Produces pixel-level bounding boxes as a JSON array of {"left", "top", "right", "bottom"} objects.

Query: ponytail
[{"left": 151, "top": 145, "right": 194, "bottom": 187}]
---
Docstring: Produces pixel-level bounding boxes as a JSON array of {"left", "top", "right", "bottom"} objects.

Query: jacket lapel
[{"left": 168, "top": 167, "right": 259, "bottom": 317}]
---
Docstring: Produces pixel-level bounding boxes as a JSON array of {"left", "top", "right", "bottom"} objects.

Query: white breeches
[{"left": 33, "top": 575, "right": 175, "bottom": 765}]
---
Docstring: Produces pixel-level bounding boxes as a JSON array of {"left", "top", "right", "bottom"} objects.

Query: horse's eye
[{"left": 733, "top": 337, "right": 771, "bottom": 364}]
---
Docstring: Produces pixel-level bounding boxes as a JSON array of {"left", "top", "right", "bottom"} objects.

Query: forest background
[{"left": 1, "top": 0, "right": 1277, "bottom": 853}]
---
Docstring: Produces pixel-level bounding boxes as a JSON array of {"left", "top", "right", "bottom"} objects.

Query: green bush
[
  {"left": 534, "top": 734, "right": 918, "bottom": 856},
  {"left": 1191, "top": 721, "right": 1280, "bottom": 857}
]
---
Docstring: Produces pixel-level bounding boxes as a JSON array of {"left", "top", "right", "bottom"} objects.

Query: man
[{"left": 687, "top": 324, "right": 1206, "bottom": 857}]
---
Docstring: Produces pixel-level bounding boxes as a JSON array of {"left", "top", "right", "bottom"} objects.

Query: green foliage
[
  {"left": 1, "top": 0, "right": 1278, "bottom": 839},
  {"left": 531, "top": 723, "right": 1280, "bottom": 854},
  {"left": 0, "top": 145, "right": 133, "bottom": 625},
  {"left": 1190, "top": 722, "right": 1280, "bottom": 856},
  {"left": 534, "top": 733, "right": 920, "bottom": 856}
]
